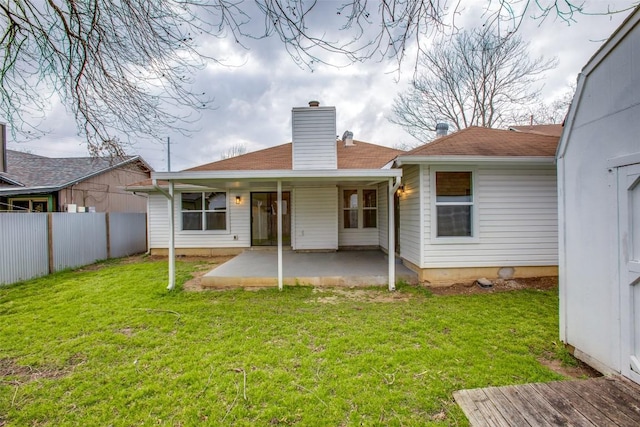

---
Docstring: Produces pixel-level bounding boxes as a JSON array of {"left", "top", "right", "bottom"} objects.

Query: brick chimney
[
  {"left": 0, "top": 123, "right": 6, "bottom": 173},
  {"left": 291, "top": 101, "right": 337, "bottom": 170}
]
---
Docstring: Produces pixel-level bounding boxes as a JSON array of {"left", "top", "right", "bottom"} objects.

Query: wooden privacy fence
[{"left": 0, "top": 212, "right": 147, "bottom": 286}]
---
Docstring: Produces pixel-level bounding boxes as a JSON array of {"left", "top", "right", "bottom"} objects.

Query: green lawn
[{"left": 0, "top": 258, "right": 570, "bottom": 426}]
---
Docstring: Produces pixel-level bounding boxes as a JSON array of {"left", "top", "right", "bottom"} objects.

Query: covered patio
[
  {"left": 201, "top": 249, "right": 419, "bottom": 288},
  {"left": 150, "top": 168, "right": 404, "bottom": 291}
]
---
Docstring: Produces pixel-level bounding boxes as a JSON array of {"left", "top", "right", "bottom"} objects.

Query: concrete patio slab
[{"left": 201, "top": 250, "right": 418, "bottom": 288}]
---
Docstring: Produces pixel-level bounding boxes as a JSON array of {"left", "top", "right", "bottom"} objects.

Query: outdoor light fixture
[
  {"left": 235, "top": 196, "right": 241, "bottom": 205},
  {"left": 397, "top": 185, "right": 405, "bottom": 195}
]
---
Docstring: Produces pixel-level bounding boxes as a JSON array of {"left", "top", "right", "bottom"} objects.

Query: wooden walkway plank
[
  {"left": 606, "top": 376, "right": 640, "bottom": 406},
  {"left": 531, "top": 382, "right": 597, "bottom": 427},
  {"left": 520, "top": 383, "right": 574, "bottom": 426},
  {"left": 453, "top": 390, "right": 493, "bottom": 427},
  {"left": 472, "top": 389, "right": 513, "bottom": 427},
  {"left": 551, "top": 380, "right": 625, "bottom": 426},
  {"left": 482, "top": 384, "right": 534, "bottom": 426},
  {"left": 497, "top": 385, "right": 554, "bottom": 426},
  {"left": 454, "top": 376, "right": 640, "bottom": 427},
  {"left": 567, "top": 378, "right": 640, "bottom": 425},
  {"left": 593, "top": 377, "right": 640, "bottom": 417},
  {"left": 454, "top": 389, "right": 512, "bottom": 427}
]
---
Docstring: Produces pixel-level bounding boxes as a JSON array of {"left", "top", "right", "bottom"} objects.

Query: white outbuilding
[{"left": 558, "top": 6, "right": 640, "bottom": 382}]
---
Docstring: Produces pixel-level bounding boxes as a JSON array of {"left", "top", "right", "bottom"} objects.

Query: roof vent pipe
[
  {"left": 308, "top": 100, "right": 320, "bottom": 107},
  {"left": 435, "top": 122, "right": 449, "bottom": 137},
  {"left": 342, "top": 130, "right": 354, "bottom": 147}
]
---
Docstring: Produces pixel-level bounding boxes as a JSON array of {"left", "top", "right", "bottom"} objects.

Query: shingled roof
[
  {"left": 403, "top": 126, "right": 559, "bottom": 158},
  {"left": 0, "top": 150, "right": 150, "bottom": 194},
  {"left": 187, "top": 140, "right": 403, "bottom": 171}
]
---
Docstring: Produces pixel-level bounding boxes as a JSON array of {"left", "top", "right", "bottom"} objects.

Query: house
[
  {"left": 0, "top": 127, "right": 152, "bottom": 213},
  {"left": 131, "top": 101, "right": 563, "bottom": 290},
  {"left": 128, "top": 102, "right": 404, "bottom": 290},
  {"left": 394, "top": 125, "right": 561, "bottom": 285},
  {"left": 557, "top": 6, "right": 640, "bottom": 382}
]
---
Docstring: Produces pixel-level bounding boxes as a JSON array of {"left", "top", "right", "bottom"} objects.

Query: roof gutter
[
  {"left": 152, "top": 178, "right": 171, "bottom": 200},
  {"left": 0, "top": 185, "right": 65, "bottom": 196},
  {"left": 0, "top": 175, "right": 25, "bottom": 187},
  {"left": 395, "top": 156, "right": 555, "bottom": 166},
  {"left": 152, "top": 168, "right": 402, "bottom": 181}
]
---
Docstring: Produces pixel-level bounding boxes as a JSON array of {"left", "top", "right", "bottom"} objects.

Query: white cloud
[{"left": 5, "top": 1, "right": 636, "bottom": 171}]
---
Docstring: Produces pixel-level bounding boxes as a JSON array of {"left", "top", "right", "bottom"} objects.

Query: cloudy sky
[{"left": 5, "top": 0, "right": 637, "bottom": 171}]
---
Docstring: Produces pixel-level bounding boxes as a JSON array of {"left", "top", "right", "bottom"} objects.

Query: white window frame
[
  {"left": 341, "top": 188, "right": 378, "bottom": 230},
  {"left": 429, "top": 166, "right": 479, "bottom": 244},
  {"left": 179, "top": 191, "right": 229, "bottom": 233}
]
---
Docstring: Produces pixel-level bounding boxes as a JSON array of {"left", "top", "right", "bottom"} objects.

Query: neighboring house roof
[
  {"left": 401, "top": 126, "right": 559, "bottom": 158},
  {"left": 187, "top": 140, "right": 403, "bottom": 172},
  {"left": 508, "top": 124, "right": 564, "bottom": 137},
  {"left": 0, "top": 150, "right": 152, "bottom": 196}
]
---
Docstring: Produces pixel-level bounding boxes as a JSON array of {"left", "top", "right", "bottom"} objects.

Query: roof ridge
[
  {"left": 400, "top": 125, "right": 559, "bottom": 158},
  {"left": 406, "top": 126, "right": 479, "bottom": 155}
]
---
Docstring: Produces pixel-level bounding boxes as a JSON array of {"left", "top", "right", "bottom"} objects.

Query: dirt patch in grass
[
  {"left": 428, "top": 276, "right": 558, "bottom": 296},
  {"left": 538, "top": 353, "right": 602, "bottom": 380},
  {"left": 0, "top": 357, "right": 80, "bottom": 384},
  {"left": 75, "top": 254, "right": 151, "bottom": 272},
  {"left": 311, "top": 288, "right": 412, "bottom": 303},
  {"left": 180, "top": 256, "right": 235, "bottom": 291}
]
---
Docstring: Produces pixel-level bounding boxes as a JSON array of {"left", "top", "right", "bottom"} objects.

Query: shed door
[{"left": 619, "top": 163, "right": 640, "bottom": 383}]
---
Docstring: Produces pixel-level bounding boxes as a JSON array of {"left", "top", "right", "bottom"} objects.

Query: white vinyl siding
[
  {"left": 338, "top": 186, "right": 379, "bottom": 247},
  {"left": 399, "top": 165, "right": 421, "bottom": 266},
  {"left": 292, "top": 107, "right": 337, "bottom": 170},
  {"left": 148, "top": 194, "right": 170, "bottom": 249},
  {"left": 293, "top": 187, "right": 338, "bottom": 250},
  {"left": 422, "top": 165, "right": 557, "bottom": 268},
  {"left": 147, "top": 191, "right": 251, "bottom": 249}
]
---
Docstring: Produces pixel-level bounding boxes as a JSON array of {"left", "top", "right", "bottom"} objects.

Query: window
[
  {"left": 435, "top": 171, "right": 473, "bottom": 237},
  {"left": 181, "top": 192, "right": 227, "bottom": 231},
  {"left": 343, "top": 189, "right": 358, "bottom": 228},
  {"left": 363, "top": 189, "right": 377, "bottom": 228},
  {"left": 342, "top": 189, "right": 377, "bottom": 229}
]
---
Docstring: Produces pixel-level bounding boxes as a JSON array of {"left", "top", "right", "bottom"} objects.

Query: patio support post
[
  {"left": 168, "top": 180, "right": 176, "bottom": 290},
  {"left": 388, "top": 177, "right": 400, "bottom": 291},
  {"left": 277, "top": 180, "right": 283, "bottom": 291}
]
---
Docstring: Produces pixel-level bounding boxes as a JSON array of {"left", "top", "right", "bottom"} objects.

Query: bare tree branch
[
  {"left": 390, "top": 27, "right": 557, "bottom": 142},
  {"left": 508, "top": 83, "right": 576, "bottom": 125},
  {"left": 220, "top": 143, "right": 247, "bottom": 159},
  {"left": 0, "top": 0, "right": 633, "bottom": 154}
]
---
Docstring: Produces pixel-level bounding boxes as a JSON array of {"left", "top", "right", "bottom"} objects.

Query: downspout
[
  {"left": 388, "top": 177, "right": 402, "bottom": 291},
  {"left": 153, "top": 178, "right": 176, "bottom": 291}
]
